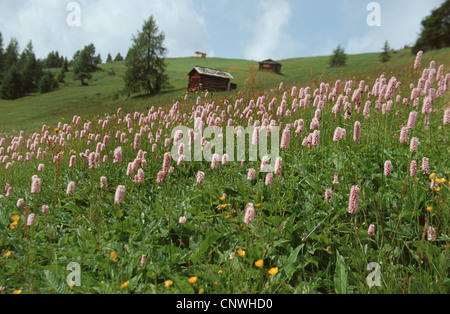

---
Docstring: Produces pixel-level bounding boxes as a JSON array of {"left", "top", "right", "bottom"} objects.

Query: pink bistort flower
[
  {"left": 421, "top": 157, "right": 429, "bottom": 174},
  {"left": 384, "top": 160, "right": 392, "bottom": 177},
  {"left": 26, "top": 213, "right": 36, "bottom": 227},
  {"left": 114, "top": 185, "right": 126, "bottom": 204},
  {"left": 244, "top": 203, "right": 255, "bottom": 225},
  {"left": 348, "top": 186, "right": 360, "bottom": 215},
  {"left": 66, "top": 181, "right": 75, "bottom": 196},
  {"left": 197, "top": 171, "right": 205, "bottom": 184}
]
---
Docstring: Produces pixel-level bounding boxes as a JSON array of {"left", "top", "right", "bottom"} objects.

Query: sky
[{"left": 0, "top": 0, "right": 445, "bottom": 62}]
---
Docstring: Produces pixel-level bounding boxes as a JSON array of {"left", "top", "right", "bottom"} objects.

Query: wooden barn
[
  {"left": 195, "top": 51, "right": 207, "bottom": 58},
  {"left": 259, "top": 59, "right": 282, "bottom": 74},
  {"left": 187, "top": 66, "right": 237, "bottom": 93}
]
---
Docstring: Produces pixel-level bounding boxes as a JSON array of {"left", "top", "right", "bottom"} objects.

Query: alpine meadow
[{"left": 0, "top": 1, "right": 449, "bottom": 296}]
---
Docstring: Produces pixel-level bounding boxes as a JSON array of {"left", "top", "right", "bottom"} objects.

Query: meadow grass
[
  {"left": 2, "top": 47, "right": 449, "bottom": 133},
  {"left": 0, "top": 48, "right": 449, "bottom": 294}
]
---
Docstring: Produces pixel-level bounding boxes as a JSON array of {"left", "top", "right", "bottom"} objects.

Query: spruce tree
[
  {"left": 329, "top": 45, "right": 347, "bottom": 68},
  {"left": 413, "top": 0, "right": 450, "bottom": 53},
  {"left": 1, "top": 64, "right": 23, "bottom": 99},
  {"left": 123, "top": 16, "right": 169, "bottom": 94},
  {"left": 380, "top": 41, "right": 392, "bottom": 63},
  {"left": 0, "top": 32, "right": 4, "bottom": 82},
  {"left": 114, "top": 53, "right": 123, "bottom": 62}
]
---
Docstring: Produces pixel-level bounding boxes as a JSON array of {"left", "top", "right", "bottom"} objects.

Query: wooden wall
[{"left": 188, "top": 73, "right": 230, "bottom": 92}]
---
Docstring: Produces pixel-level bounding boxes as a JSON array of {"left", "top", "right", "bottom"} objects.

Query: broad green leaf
[{"left": 334, "top": 250, "right": 348, "bottom": 294}]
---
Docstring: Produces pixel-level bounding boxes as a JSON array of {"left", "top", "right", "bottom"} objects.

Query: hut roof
[
  {"left": 259, "top": 59, "right": 281, "bottom": 65},
  {"left": 189, "top": 66, "right": 234, "bottom": 80}
]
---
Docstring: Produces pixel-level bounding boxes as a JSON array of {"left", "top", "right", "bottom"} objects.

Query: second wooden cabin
[
  {"left": 259, "top": 59, "right": 282, "bottom": 74},
  {"left": 187, "top": 66, "right": 237, "bottom": 93}
]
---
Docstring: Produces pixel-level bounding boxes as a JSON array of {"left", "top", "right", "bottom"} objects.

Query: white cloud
[
  {"left": 346, "top": 0, "right": 444, "bottom": 54},
  {"left": 242, "top": 0, "right": 302, "bottom": 61},
  {"left": 0, "top": 0, "right": 213, "bottom": 59}
]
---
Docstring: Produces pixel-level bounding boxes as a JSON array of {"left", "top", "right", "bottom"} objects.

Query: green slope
[{"left": 1, "top": 47, "right": 449, "bottom": 133}]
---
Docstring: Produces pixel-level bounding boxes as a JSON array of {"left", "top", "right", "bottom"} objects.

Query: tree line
[
  {"left": 0, "top": 18, "right": 165, "bottom": 101},
  {"left": 0, "top": 35, "right": 65, "bottom": 99},
  {"left": 0, "top": 32, "right": 127, "bottom": 100}
]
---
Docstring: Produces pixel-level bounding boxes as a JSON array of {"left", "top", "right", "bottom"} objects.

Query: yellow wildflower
[
  {"left": 11, "top": 215, "right": 20, "bottom": 222},
  {"left": 164, "top": 280, "right": 173, "bottom": 287},
  {"left": 237, "top": 249, "right": 246, "bottom": 257},
  {"left": 426, "top": 206, "right": 433, "bottom": 212},
  {"left": 5, "top": 251, "right": 12, "bottom": 258},
  {"left": 219, "top": 194, "right": 226, "bottom": 201},
  {"left": 121, "top": 281, "right": 130, "bottom": 289},
  {"left": 13, "top": 289, "right": 22, "bottom": 294},
  {"left": 429, "top": 173, "right": 436, "bottom": 181},
  {"left": 268, "top": 267, "right": 279, "bottom": 275},
  {"left": 110, "top": 251, "right": 117, "bottom": 262},
  {"left": 254, "top": 259, "right": 264, "bottom": 268},
  {"left": 188, "top": 276, "right": 198, "bottom": 284},
  {"left": 217, "top": 204, "right": 228, "bottom": 210}
]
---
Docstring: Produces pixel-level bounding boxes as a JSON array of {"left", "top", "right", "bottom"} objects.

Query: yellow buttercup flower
[
  {"left": 164, "top": 279, "right": 173, "bottom": 287},
  {"left": 429, "top": 173, "right": 436, "bottom": 181},
  {"left": 218, "top": 270, "right": 223, "bottom": 275},
  {"left": 5, "top": 251, "right": 12, "bottom": 258},
  {"left": 268, "top": 267, "right": 279, "bottom": 275},
  {"left": 237, "top": 249, "right": 245, "bottom": 257},
  {"left": 13, "top": 289, "right": 22, "bottom": 294},
  {"left": 121, "top": 281, "right": 130, "bottom": 289},
  {"left": 254, "top": 259, "right": 264, "bottom": 268},
  {"left": 110, "top": 251, "right": 117, "bottom": 262},
  {"left": 436, "top": 178, "right": 446, "bottom": 184},
  {"left": 426, "top": 206, "right": 433, "bottom": 212},
  {"left": 188, "top": 276, "right": 198, "bottom": 284},
  {"left": 255, "top": 203, "right": 261, "bottom": 208},
  {"left": 11, "top": 215, "right": 20, "bottom": 222},
  {"left": 217, "top": 204, "right": 228, "bottom": 210},
  {"left": 219, "top": 194, "right": 226, "bottom": 201}
]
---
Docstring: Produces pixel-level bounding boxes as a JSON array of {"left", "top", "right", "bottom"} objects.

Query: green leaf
[
  {"left": 334, "top": 250, "right": 348, "bottom": 294},
  {"left": 191, "top": 234, "right": 222, "bottom": 265},
  {"left": 43, "top": 269, "right": 69, "bottom": 294},
  {"left": 282, "top": 244, "right": 304, "bottom": 280}
]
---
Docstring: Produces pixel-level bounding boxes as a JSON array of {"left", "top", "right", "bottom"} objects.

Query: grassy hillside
[
  {"left": 0, "top": 47, "right": 449, "bottom": 294},
  {"left": 1, "top": 48, "right": 450, "bottom": 133}
]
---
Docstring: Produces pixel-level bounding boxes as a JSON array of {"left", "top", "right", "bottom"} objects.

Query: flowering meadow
[{"left": 0, "top": 51, "right": 449, "bottom": 294}]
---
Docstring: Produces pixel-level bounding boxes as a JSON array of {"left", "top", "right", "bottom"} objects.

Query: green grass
[
  {"left": 2, "top": 48, "right": 449, "bottom": 134},
  {"left": 0, "top": 48, "right": 449, "bottom": 294}
]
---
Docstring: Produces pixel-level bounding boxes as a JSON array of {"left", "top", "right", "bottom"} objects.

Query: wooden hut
[
  {"left": 195, "top": 51, "right": 207, "bottom": 58},
  {"left": 259, "top": 59, "right": 282, "bottom": 73},
  {"left": 187, "top": 66, "right": 237, "bottom": 93}
]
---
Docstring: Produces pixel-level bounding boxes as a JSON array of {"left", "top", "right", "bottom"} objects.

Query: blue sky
[{"left": 0, "top": 0, "right": 445, "bottom": 61}]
